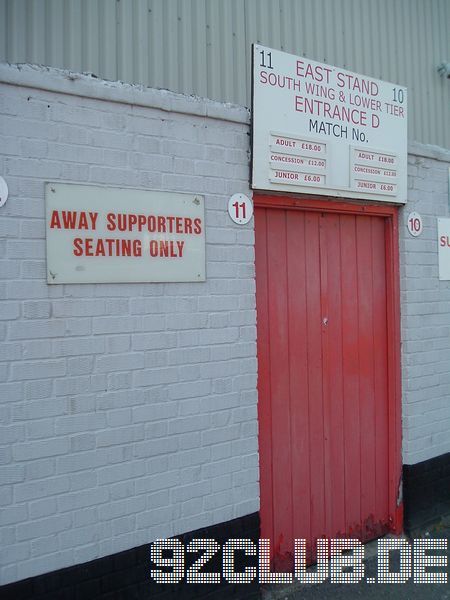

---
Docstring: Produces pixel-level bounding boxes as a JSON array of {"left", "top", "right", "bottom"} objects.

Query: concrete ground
[{"left": 261, "top": 518, "right": 450, "bottom": 600}]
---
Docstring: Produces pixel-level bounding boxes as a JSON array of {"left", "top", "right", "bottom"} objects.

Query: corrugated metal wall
[{"left": 0, "top": 0, "right": 449, "bottom": 148}]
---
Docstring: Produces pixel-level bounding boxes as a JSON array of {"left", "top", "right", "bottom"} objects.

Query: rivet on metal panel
[{"left": 193, "top": 197, "right": 200, "bottom": 205}]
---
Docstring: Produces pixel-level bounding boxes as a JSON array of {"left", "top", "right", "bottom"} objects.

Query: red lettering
[
  {"left": 166, "top": 216, "right": 175, "bottom": 233},
  {"left": 160, "top": 240, "right": 169, "bottom": 257},
  {"left": 149, "top": 240, "right": 158, "bottom": 257},
  {"left": 138, "top": 215, "right": 147, "bottom": 231},
  {"left": 72, "top": 237, "right": 142, "bottom": 256},
  {"left": 296, "top": 60, "right": 332, "bottom": 83},
  {"left": 185, "top": 218, "right": 193, "bottom": 234},
  {"left": 95, "top": 238, "right": 105, "bottom": 256},
  {"left": 133, "top": 240, "right": 142, "bottom": 256},
  {"left": 50, "top": 210, "right": 61, "bottom": 229},
  {"left": 62, "top": 211, "right": 77, "bottom": 229},
  {"left": 106, "top": 213, "right": 116, "bottom": 231},
  {"left": 85, "top": 238, "right": 94, "bottom": 256},
  {"left": 73, "top": 238, "right": 83, "bottom": 256},
  {"left": 193, "top": 218, "right": 202, "bottom": 234},
  {"left": 89, "top": 212, "right": 98, "bottom": 230},
  {"left": 120, "top": 239, "right": 131, "bottom": 256},
  {"left": 157, "top": 216, "right": 166, "bottom": 233},
  {"left": 78, "top": 212, "right": 88, "bottom": 229}
]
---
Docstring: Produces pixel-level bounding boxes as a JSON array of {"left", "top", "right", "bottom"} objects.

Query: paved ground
[{"left": 261, "top": 518, "right": 450, "bottom": 600}]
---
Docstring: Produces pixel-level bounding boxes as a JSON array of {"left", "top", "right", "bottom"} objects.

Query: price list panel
[
  {"left": 269, "top": 134, "right": 327, "bottom": 186},
  {"left": 350, "top": 148, "right": 398, "bottom": 196}
]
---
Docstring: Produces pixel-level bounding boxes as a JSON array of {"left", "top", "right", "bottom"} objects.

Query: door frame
[{"left": 254, "top": 193, "right": 403, "bottom": 537}]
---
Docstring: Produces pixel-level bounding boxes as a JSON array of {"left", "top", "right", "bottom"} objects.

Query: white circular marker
[
  {"left": 228, "top": 193, "right": 253, "bottom": 225},
  {"left": 407, "top": 212, "right": 423, "bottom": 237},
  {"left": 0, "top": 177, "right": 8, "bottom": 208}
]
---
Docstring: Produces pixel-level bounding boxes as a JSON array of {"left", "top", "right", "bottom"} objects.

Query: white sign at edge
[{"left": 438, "top": 218, "right": 450, "bottom": 281}]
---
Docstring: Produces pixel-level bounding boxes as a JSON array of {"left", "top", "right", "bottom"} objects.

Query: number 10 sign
[{"left": 228, "top": 194, "right": 253, "bottom": 225}]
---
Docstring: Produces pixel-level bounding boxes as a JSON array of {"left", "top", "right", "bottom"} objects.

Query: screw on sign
[
  {"left": 228, "top": 194, "right": 253, "bottom": 225},
  {"left": 407, "top": 212, "right": 423, "bottom": 237}
]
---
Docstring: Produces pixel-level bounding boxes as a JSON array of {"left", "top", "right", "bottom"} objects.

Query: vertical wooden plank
[
  {"left": 385, "top": 210, "right": 403, "bottom": 531},
  {"left": 324, "top": 213, "right": 346, "bottom": 537},
  {"left": 356, "top": 216, "right": 376, "bottom": 540},
  {"left": 319, "top": 213, "right": 332, "bottom": 537},
  {"left": 286, "top": 211, "right": 312, "bottom": 545},
  {"left": 305, "top": 211, "right": 325, "bottom": 544},
  {"left": 266, "top": 208, "right": 293, "bottom": 558},
  {"left": 340, "top": 214, "right": 361, "bottom": 536},
  {"left": 371, "top": 216, "right": 390, "bottom": 525},
  {"left": 254, "top": 207, "right": 274, "bottom": 546}
]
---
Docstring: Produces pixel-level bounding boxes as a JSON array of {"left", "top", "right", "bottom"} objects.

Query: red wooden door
[{"left": 255, "top": 196, "right": 401, "bottom": 568}]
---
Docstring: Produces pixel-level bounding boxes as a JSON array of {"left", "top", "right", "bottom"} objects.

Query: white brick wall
[
  {"left": 1, "top": 63, "right": 450, "bottom": 586},
  {"left": 0, "top": 66, "right": 258, "bottom": 585},
  {"left": 400, "top": 146, "right": 450, "bottom": 465}
]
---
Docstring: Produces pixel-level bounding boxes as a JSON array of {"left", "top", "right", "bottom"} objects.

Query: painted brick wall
[
  {"left": 0, "top": 67, "right": 258, "bottom": 585},
  {"left": 400, "top": 146, "right": 450, "bottom": 465},
  {"left": 2, "top": 63, "right": 450, "bottom": 587}
]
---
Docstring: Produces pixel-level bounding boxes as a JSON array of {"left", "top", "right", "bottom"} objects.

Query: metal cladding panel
[{"left": 0, "top": 0, "right": 448, "bottom": 147}]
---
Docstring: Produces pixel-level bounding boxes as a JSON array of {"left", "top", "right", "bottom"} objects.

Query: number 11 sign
[{"left": 228, "top": 193, "right": 253, "bottom": 225}]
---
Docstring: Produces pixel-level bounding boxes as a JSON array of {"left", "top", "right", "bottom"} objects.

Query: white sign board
[
  {"left": 252, "top": 45, "right": 407, "bottom": 204},
  {"left": 438, "top": 218, "right": 450, "bottom": 281},
  {"left": 45, "top": 183, "right": 205, "bottom": 284}
]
